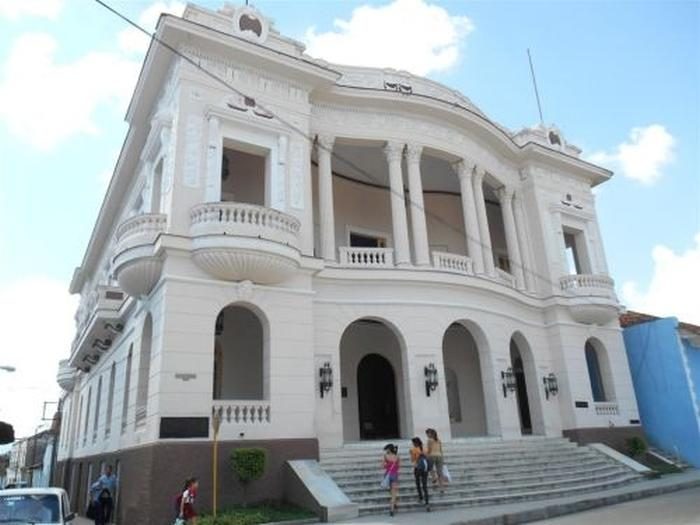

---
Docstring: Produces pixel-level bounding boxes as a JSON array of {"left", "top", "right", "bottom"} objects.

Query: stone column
[
  {"left": 497, "top": 187, "right": 525, "bottom": 289},
  {"left": 513, "top": 194, "right": 537, "bottom": 292},
  {"left": 473, "top": 168, "right": 495, "bottom": 275},
  {"left": 205, "top": 116, "right": 222, "bottom": 202},
  {"left": 385, "top": 141, "right": 411, "bottom": 266},
  {"left": 405, "top": 144, "right": 430, "bottom": 266},
  {"left": 317, "top": 135, "right": 336, "bottom": 262},
  {"left": 456, "top": 161, "right": 484, "bottom": 274}
]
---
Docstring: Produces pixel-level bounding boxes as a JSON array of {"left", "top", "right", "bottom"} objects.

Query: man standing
[{"left": 90, "top": 464, "right": 117, "bottom": 525}]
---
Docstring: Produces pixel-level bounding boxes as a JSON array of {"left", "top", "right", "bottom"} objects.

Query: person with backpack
[
  {"left": 174, "top": 477, "right": 199, "bottom": 524},
  {"left": 410, "top": 437, "right": 430, "bottom": 511},
  {"left": 381, "top": 443, "right": 400, "bottom": 516},
  {"left": 89, "top": 464, "right": 117, "bottom": 525}
]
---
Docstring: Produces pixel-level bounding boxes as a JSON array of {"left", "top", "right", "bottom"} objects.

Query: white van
[{"left": 0, "top": 487, "right": 76, "bottom": 524}]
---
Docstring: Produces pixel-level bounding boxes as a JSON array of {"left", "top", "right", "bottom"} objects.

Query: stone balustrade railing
[
  {"left": 594, "top": 402, "right": 619, "bottom": 416},
  {"left": 191, "top": 202, "right": 300, "bottom": 239},
  {"left": 115, "top": 213, "right": 167, "bottom": 245},
  {"left": 560, "top": 274, "right": 615, "bottom": 292},
  {"left": 338, "top": 247, "right": 395, "bottom": 268},
  {"left": 212, "top": 402, "right": 271, "bottom": 424},
  {"left": 495, "top": 267, "right": 516, "bottom": 288},
  {"left": 432, "top": 251, "right": 474, "bottom": 275}
]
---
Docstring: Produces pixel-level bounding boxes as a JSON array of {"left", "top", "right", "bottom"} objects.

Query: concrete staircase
[{"left": 320, "top": 437, "right": 645, "bottom": 515}]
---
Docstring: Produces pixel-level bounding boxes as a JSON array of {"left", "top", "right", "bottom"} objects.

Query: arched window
[
  {"left": 585, "top": 340, "right": 607, "bottom": 402},
  {"left": 105, "top": 363, "right": 116, "bottom": 438},
  {"left": 213, "top": 305, "right": 266, "bottom": 400},
  {"left": 83, "top": 387, "right": 92, "bottom": 447},
  {"left": 135, "top": 315, "right": 153, "bottom": 426},
  {"left": 121, "top": 345, "right": 133, "bottom": 433}
]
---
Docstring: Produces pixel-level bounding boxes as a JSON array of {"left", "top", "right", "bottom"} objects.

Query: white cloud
[
  {"left": 118, "top": 1, "right": 185, "bottom": 54},
  {"left": 303, "top": 0, "right": 473, "bottom": 76},
  {"left": 588, "top": 124, "right": 675, "bottom": 185},
  {"left": 0, "top": 0, "right": 63, "bottom": 20},
  {"left": 621, "top": 233, "right": 700, "bottom": 325},
  {"left": 0, "top": 33, "right": 140, "bottom": 150},
  {"left": 0, "top": 277, "right": 77, "bottom": 439}
]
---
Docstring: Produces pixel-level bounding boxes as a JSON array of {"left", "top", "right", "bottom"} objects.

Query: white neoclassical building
[{"left": 54, "top": 3, "right": 641, "bottom": 522}]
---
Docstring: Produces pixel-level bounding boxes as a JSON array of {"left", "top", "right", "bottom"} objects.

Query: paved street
[{"left": 70, "top": 486, "right": 700, "bottom": 524}]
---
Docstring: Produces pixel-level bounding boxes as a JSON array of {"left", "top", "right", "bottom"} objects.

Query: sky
[{"left": 0, "top": 0, "right": 698, "bottom": 440}]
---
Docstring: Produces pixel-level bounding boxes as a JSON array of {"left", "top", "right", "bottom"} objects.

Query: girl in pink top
[{"left": 382, "top": 443, "right": 400, "bottom": 516}]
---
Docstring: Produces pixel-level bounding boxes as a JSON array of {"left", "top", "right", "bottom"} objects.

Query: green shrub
[
  {"left": 626, "top": 436, "right": 647, "bottom": 458},
  {"left": 199, "top": 503, "right": 313, "bottom": 525},
  {"left": 230, "top": 448, "right": 266, "bottom": 506}
]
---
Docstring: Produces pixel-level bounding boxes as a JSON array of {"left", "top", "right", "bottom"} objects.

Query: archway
[
  {"left": 510, "top": 332, "right": 545, "bottom": 436},
  {"left": 213, "top": 304, "right": 267, "bottom": 400},
  {"left": 585, "top": 338, "right": 615, "bottom": 402},
  {"left": 442, "top": 323, "right": 488, "bottom": 437},
  {"left": 340, "top": 318, "right": 407, "bottom": 441},
  {"left": 357, "top": 354, "right": 399, "bottom": 439}
]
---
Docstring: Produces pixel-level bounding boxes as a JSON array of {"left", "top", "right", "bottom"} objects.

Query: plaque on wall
[
  {"left": 159, "top": 417, "right": 209, "bottom": 439},
  {"left": 574, "top": 401, "right": 589, "bottom": 408}
]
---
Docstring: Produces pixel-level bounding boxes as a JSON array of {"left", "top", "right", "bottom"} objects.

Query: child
[{"left": 176, "top": 477, "right": 199, "bottom": 524}]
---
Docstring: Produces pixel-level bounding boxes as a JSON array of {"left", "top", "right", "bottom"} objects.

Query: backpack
[{"left": 416, "top": 453, "right": 429, "bottom": 473}]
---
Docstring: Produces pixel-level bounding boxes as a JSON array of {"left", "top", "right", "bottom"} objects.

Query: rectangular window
[
  {"left": 221, "top": 147, "right": 266, "bottom": 205},
  {"left": 562, "top": 227, "right": 592, "bottom": 275},
  {"left": 349, "top": 232, "right": 386, "bottom": 248}
]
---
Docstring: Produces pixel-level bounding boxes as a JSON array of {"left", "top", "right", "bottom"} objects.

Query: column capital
[
  {"left": 384, "top": 141, "right": 404, "bottom": 163},
  {"left": 473, "top": 167, "right": 487, "bottom": 186},
  {"left": 405, "top": 143, "right": 423, "bottom": 164},
  {"left": 316, "top": 134, "right": 335, "bottom": 150},
  {"left": 456, "top": 160, "right": 476, "bottom": 181},
  {"left": 495, "top": 186, "right": 515, "bottom": 203}
]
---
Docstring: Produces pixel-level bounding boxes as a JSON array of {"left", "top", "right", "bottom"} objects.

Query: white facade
[{"left": 56, "top": 2, "right": 639, "bottom": 466}]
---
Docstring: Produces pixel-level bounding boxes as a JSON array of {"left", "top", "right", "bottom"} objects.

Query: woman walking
[
  {"left": 176, "top": 477, "right": 199, "bottom": 524},
  {"left": 382, "top": 443, "right": 400, "bottom": 516},
  {"left": 410, "top": 437, "right": 430, "bottom": 511},
  {"left": 425, "top": 428, "right": 445, "bottom": 494}
]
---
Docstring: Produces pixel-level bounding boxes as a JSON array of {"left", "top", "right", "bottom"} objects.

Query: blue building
[{"left": 621, "top": 311, "right": 700, "bottom": 468}]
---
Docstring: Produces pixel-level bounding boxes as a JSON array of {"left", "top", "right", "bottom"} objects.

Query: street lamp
[{"left": 0, "top": 366, "right": 16, "bottom": 373}]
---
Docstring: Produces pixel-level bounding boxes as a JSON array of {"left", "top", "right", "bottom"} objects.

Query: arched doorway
[
  {"left": 442, "top": 322, "right": 488, "bottom": 437},
  {"left": 510, "top": 342, "right": 532, "bottom": 435},
  {"left": 357, "top": 354, "right": 399, "bottom": 439},
  {"left": 340, "top": 318, "right": 407, "bottom": 441},
  {"left": 585, "top": 338, "right": 615, "bottom": 402},
  {"left": 213, "top": 304, "right": 267, "bottom": 400}
]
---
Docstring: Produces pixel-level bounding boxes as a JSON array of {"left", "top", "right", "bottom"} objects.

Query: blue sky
[{"left": 0, "top": 0, "right": 698, "bottom": 438}]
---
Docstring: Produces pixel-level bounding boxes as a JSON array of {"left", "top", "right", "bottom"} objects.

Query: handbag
[
  {"left": 441, "top": 464, "right": 452, "bottom": 483},
  {"left": 380, "top": 472, "right": 391, "bottom": 489}
]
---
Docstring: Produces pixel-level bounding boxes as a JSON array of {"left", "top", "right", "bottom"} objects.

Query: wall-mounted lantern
[
  {"left": 424, "top": 363, "right": 438, "bottom": 396},
  {"left": 543, "top": 373, "right": 559, "bottom": 400},
  {"left": 319, "top": 362, "right": 333, "bottom": 398},
  {"left": 501, "top": 367, "right": 516, "bottom": 397}
]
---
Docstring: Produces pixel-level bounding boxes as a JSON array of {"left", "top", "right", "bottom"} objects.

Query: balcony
[
  {"left": 594, "top": 402, "right": 619, "bottom": 416},
  {"left": 432, "top": 251, "right": 474, "bottom": 275},
  {"left": 69, "top": 285, "right": 128, "bottom": 370},
  {"left": 113, "top": 213, "right": 167, "bottom": 297},
  {"left": 212, "top": 401, "right": 271, "bottom": 424},
  {"left": 56, "top": 359, "right": 77, "bottom": 392},
  {"left": 559, "top": 274, "right": 619, "bottom": 325},
  {"left": 190, "top": 202, "right": 301, "bottom": 284},
  {"left": 338, "top": 247, "right": 394, "bottom": 268}
]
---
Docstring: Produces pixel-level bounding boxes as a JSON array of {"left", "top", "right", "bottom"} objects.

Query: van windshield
[{"left": 0, "top": 493, "right": 60, "bottom": 523}]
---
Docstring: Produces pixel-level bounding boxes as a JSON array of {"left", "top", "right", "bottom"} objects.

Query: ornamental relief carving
[
  {"left": 311, "top": 104, "right": 518, "bottom": 183},
  {"left": 179, "top": 45, "right": 309, "bottom": 105}
]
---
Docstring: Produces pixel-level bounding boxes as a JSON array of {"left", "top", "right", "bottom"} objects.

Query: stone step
[
  {"left": 355, "top": 474, "right": 641, "bottom": 515},
  {"left": 334, "top": 463, "right": 625, "bottom": 489},
  {"left": 321, "top": 451, "right": 601, "bottom": 472},
  {"left": 326, "top": 458, "right": 625, "bottom": 485},
  {"left": 342, "top": 469, "right": 634, "bottom": 500}
]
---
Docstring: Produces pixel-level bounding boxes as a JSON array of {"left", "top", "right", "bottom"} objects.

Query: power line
[{"left": 89, "top": 0, "right": 621, "bottom": 358}]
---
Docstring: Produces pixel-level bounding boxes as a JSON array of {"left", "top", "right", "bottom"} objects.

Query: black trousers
[
  {"left": 414, "top": 468, "right": 429, "bottom": 504},
  {"left": 95, "top": 496, "right": 113, "bottom": 525}
]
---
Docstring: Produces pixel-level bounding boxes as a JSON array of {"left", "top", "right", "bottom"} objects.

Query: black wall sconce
[
  {"left": 501, "top": 367, "right": 516, "bottom": 397},
  {"left": 543, "top": 373, "right": 559, "bottom": 400},
  {"left": 424, "top": 363, "right": 438, "bottom": 396},
  {"left": 319, "top": 362, "right": 333, "bottom": 398}
]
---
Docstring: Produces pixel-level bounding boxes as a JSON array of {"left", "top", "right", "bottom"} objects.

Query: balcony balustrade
[
  {"left": 495, "top": 267, "right": 516, "bottom": 288},
  {"left": 113, "top": 213, "right": 167, "bottom": 297},
  {"left": 594, "top": 401, "right": 619, "bottom": 416},
  {"left": 212, "top": 401, "right": 271, "bottom": 424},
  {"left": 559, "top": 273, "right": 619, "bottom": 325},
  {"left": 432, "top": 251, "right": 474, "bottom": 275},
  {"left": 189, "top": 202, "right": 301, "bottom": 284},
  {"left": 338, "top": 247, "right": 394, "bottom": 268}
]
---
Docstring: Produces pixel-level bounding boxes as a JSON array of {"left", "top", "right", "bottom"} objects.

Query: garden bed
[{"left": 199, "top": 503, "right": 316, "bottom": 525}]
